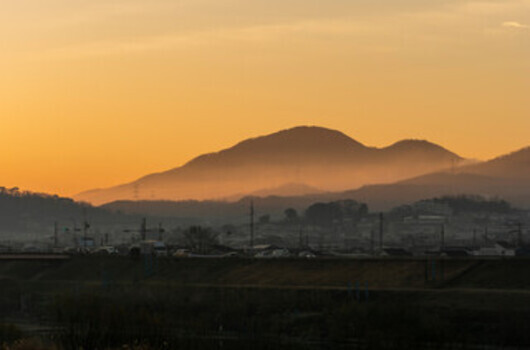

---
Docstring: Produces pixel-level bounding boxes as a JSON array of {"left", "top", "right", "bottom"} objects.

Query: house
[
  {"left": 473, "top": 241, "right": 516, "bottom": 256},
  {"left": 441, "top": 247, "right": 471, "bottom": 257},
  {"left": 140, "top": 240, "right": 167, "bottom": 256},
  {"left": 78, "top": 237, "right": 96, "bottom": 250},
  {"left": 516, "top": 246, "right": 530, "bottom": 256},
  {"left": 381, "top": 248, "right": 413, "bottom": 257},
  {"left": 254, "top": 247, "right": 291, "bottom": 258},
  {"left": 93, "top": 246, "right": 118, "bottom": 255}
]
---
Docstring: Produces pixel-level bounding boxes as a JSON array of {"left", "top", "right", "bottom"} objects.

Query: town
[{"left": 2, "top": 193, "right": 528, "bottom": 260}]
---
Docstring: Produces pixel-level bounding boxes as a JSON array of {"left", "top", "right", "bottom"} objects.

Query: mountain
[
  {"left": 100, "top": 147, "right": 530, "bottom": 221},
  {"left": 462, "top": 147, "right": 530, "bottom": 180},
  {"left": 0, "top": 187, "right": 195, "bottom": 241},
  {"left": 341, "top": 147, "right": 530, "bottom": 210},
  {"left": 102, "top": 195, "right": 324, "bottom": 224},
  {"left": 250, "top": 183, "right": 323, "bottom": 198},
  {"left": 75, "top": 126, "right": 462, "bottom": 205},
  {"left": 223, "top": 182, "right": 324, "bottom": 201},
  {"left": 0, "top": 187, "right": 127, "bottom": 238}
]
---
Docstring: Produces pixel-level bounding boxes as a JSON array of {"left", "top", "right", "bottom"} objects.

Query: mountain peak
[
  {"left": 389, "top": 139, "right": 436, "bottom": 147},
  {"left": 384, "top": 139, "right": 462, "bottom": 160},
  {"left": 183, "top": 125, "right": 366, "bottom": 168},
  {"left": 231, "top": 125, "right": 365, "bottom": 150},
  {"left": 270, "top": 125, "right": 360, "bottom": 140}
]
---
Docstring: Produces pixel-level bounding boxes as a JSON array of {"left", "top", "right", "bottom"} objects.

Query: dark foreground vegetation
[{"left": 3, "top": 257, "right": 530, "bottom": 349}]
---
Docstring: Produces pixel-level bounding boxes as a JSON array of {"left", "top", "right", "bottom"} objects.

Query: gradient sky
[{"left": 1, "top": 0, "right": 529, "bottom": 196}]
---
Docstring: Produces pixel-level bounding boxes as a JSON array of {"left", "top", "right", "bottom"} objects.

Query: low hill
[
  {"left": 0, "top": 187, "right": 159, "bottom": 240},
  {"left": 103, "top": 194, "right": 337, "bottom": 224}
]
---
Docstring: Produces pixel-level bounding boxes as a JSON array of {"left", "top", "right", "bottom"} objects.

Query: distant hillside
[
  {"left": 76, "top": 126, "right": 462, "bottom": 205},
  {"left": 102, "top": 146, "right": 530, "bottom": 219},
  {"left": 340, "top": 147, "right": 530, "bottom": 210},
  {"left": 102, "top": 194, "right": 337, "bottom": 224},
  {"left": 462, "top": 147, "right": 530, "bottom": 180},
  {"left": 0, "top": 187, "right": 148, "bottom": 238},
  {"left": 224, "top": 182, "right": 324, "bottom": 201}
]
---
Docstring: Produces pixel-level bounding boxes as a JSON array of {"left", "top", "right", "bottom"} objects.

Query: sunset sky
[{"left": 1, "top": 0, "right": 529, "bottom": 196}]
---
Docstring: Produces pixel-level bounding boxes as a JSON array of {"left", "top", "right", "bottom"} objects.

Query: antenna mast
[
  {"left": 141, "top": 218, "right": 147, "bottom": 241},
  {"left": 379, "top": 213, "right": 384, "bottom": 252},
  {"left": 54, "top": 221, "right": 58, "bottom": 248},
  {"left": 158, "top": 222, "right": 164, "bottom": 241},
  {"left": 83, "top": 209, "right": 89, "bottom": 250},
  {"left": 250, "top": 200, "right": 254, "bottom": 252},
  {"left": 440, "top": 224, "right": 445, "bottom": 252}
]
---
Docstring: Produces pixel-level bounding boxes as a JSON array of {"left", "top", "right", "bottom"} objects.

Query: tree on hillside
[
  {"left": 259, "top": 214, "right": 271, "bottom": 224},
  {"left": 305, "top": 200, "right": 368, "bottom": 227},
  {"left": 284, "top": 208, "right": 299, "bottom": 223},
  {"left": 182, "top": 226, "right": 219, "bottom": 254},
  {"left": 305, "top": 202, "right": 342, "bottom": 227}
]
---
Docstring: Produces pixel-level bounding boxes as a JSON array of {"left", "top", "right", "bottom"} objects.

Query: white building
[{"left": 473, "top": 241, "right": 515, "bottom": 256}]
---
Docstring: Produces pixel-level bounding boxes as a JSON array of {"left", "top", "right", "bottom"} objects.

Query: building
[{"left": 473, "top": 241, "right": 515, "bottom": 256}]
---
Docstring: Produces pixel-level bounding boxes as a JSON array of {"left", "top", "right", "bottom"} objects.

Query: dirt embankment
[{"left": 0, "top": 256, "right": 483, "bottom": 289}]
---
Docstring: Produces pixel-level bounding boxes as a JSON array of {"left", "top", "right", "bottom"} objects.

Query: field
[{"left": 2, "top": 256, "right": 530, "bottom": 349}]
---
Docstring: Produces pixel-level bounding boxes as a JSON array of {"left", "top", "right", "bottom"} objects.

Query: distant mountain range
[
  {"left": 4, "top": 126, "right": 529, "bottom": 227},
  {"left": 5, "top": 128, "right": 528, "bottom": 233},
  {"left": 0, "top": 188, "right": 129, "bottom": 236},
  {"left": 102, "top": 144, "right": 530, "bottom": 220},
  {"left": 0, "top": 188, "right": 197, "bottom": 237},
  {"left": 75, "top": 126, "right": 462, "bottom": 205},
  {"left": 339, "top": 146, "right": 530, "bottom": 210}
]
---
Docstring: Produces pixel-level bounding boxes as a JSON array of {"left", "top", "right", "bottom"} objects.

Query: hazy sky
[{"left": 1, "top": 0, "right": 529, "bottom": 195}]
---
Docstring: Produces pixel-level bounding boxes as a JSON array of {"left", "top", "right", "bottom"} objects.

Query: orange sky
[{"left": 1, "top": 0, "right": 529, "bottom": 196}]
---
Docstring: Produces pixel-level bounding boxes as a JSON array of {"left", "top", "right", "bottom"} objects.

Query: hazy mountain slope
[
  {"left": 342, "top": 147, "right": 530, "bottom": 210},
  {"left": 76, "top": 126, "right": 462, "bottom": 205},
  {"left": 223, "top": 182, "right": 324, "bottom": 201},
  {"left": 0, "top": 188, "right": 133, "bottom": 237},
  {"left": 102, "top": 193, "right": 340, "bottom": 224},
  {"left": 101, "top": 147, "right": 530, "bottom": 220},
  {"left": 461, "top": 147, "right": 530, "bottom": 180}
]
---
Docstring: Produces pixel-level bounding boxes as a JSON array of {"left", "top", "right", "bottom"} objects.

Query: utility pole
[
  {"left": 83, "top": 221, "right": 89, "bottom": 250},
  {"left": 518, "top": 222, "right": 523, "bottom": 248},
  {"left": 141, "top": 218, "right": 147, "bottom": 241},
  {"left": 379, "top": 213, "right": 384, "bottom": 252},
  {"left": 158, "top": 222, "right": 164, "bottom": 241},
  {"left": 249, "top": 201, "right": 254, "bottom": 252},
  {"left": 123, "top": 219, "right": 158, "bottom": 242},
  {"left": 299, "top": 226, "right": 303, "bottom": 250},
  {"left": 82, "top": 209, "right": 89, "bottom": 250},
  {"left": 440, "top": 224, "right": 445, "bottom": 252},
  {"left": 370, "top": 229, "right": 375, "bottom": 256},
  {"left": 54, "top": 221, "right": 58, "bottom": 248},
  {"left": 73, "top": 221, "right": 78, "bottom": 248}
]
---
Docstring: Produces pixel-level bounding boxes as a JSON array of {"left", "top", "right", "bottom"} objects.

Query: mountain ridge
[{"left": 75, "top": 125, "right": 462, "bottom": 205}]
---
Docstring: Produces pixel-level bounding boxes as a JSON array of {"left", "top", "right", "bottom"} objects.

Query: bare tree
[{"left": 182, "top": 226, "right": 219, "bottom": 254}]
